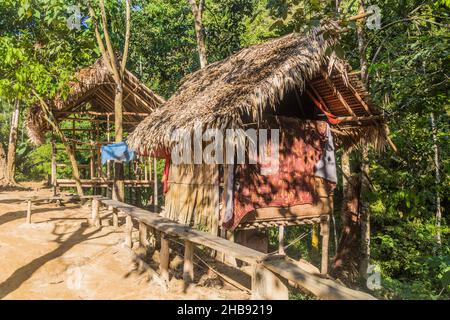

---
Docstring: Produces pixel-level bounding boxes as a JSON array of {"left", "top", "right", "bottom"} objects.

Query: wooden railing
[
  {"left": 91, "top": 198, "right": 376, "bottom": 300},
  {"left": 3, "top": 194, "right": 375, "bottom": 300}
]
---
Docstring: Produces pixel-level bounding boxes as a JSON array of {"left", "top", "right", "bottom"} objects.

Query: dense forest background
[{"left": 0, "top": 0, "right": 449, "bottom": 299}]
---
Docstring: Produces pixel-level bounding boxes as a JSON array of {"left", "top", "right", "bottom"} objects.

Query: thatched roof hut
[
  {"left": 128, "top": 23, "right": 387, "bottom": 155},
  {"left": 26, "top": 58, "right": 165, "bottom": 145}
]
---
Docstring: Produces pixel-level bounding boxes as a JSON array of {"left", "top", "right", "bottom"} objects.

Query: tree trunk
[
  {"left": 113, "top": 83, "right": 125, "bottom": 202},
  {"left": 430, "top": 112, "right": 442, "bottom": 246},
  {"left": 6, "top": 99, "right": 20, "bottom": 184},
  {"left": 356, "top": 1, "right": 371, "bottom": 279},
  {"left": 331, "top": 151, "right": 361, "bottom": 283},
  {"left": 0, "top": 143, "right": 7, "bottom": 183},
  {"left": 188, "top": 0, "right": 208, "bottom": 69},
  {"left": 66, "top": 144, "right": 84, "bottom": 196},
  {"left": 359, "top": 145, "right": 371, "bottom": 278},
  {"left": 34, "top": 91, "right": 84, "bottom": 196}
]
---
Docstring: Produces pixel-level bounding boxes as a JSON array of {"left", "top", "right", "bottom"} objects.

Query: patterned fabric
[{"left": 225, "top": 120, "right": 332, "bottom": 230}]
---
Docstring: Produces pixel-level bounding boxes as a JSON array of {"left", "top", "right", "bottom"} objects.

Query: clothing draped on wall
[{"left": 224, "top": 120, "right": 336, "bottom": 230}]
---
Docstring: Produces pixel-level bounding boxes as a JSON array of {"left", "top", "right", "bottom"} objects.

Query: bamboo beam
[
  {"left": 337, "top": 115, "right": 383, "bottom": 123},
  {"left": 54, "top": 111, "right": 150, "bottom": 117}
]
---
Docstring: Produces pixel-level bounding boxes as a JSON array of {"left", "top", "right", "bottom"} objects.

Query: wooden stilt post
[
  {"left": 125, "top": 215, "right": 133, "bottom": 248},
  {"left": 183, "top": 240, "right": 194, "bottom": 283},
  {"left": 91, "top": 198, "right": 100, "bottom": 227},
  {"left": 26, "top": 200, "right": 32, "bottom": 224},
  {"left": 153, "top": 157, "right": 158, "bottom": 207},
  {"left": 51, "top": 138, "right": 58, "bottom": 197},
  {"left": 278, "top": 225, "right": 285, "bottom": 255},
  {"left": 139, "top": 221, "right": 148, "bottom": 247},
  {"left": 160, "top": 233, "right": 170, "bottom": 282},
  {"left": 251, "top": 263, "right": 289, "bottom": 300},
  {"left": 320, "top": 215, "right": 330, "bottom": 275}
]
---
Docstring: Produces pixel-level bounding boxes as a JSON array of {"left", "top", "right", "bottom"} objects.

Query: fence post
[
  {"left": 139, "top": 221, "right": 148, "bottom": 247},
  {"left": 91, "top": 198, "right": 100, "bottom": 227},
  {"left": 26, "top": 200, "right": 32, "bottom": 224},
  {"left": 160, "top": 233, "right": 170, "bottom": 282},
  {"left": 112, "top": 207, "right": 119, "bottom": 229},
  {"left": 320, "top": 215, "right": 330, "bottom": 275},
  {"left": 125, "top": 215, "right": 133, "bottom": 248},
  {"left": 183, "top": 241, "right": 194, "bottom": 283},
  {"left": 251, "top": 263, "right": 289, "bottom": 300}
]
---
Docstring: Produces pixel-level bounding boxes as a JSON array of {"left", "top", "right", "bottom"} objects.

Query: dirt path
[{"left": 0, "top": 183, "right": 249, "bottom": 300}]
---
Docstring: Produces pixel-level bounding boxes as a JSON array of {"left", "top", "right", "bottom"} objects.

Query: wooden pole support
[
  {"left": 139, "top": 221, "right": 148, "bottom": 247},
  {"left": 153, "top": 157, "right": 158, "bottom": 207},
  {"left": 112, "top": 207, "right": 119, "bottom": 229},
  {"left": 91, "top": 198, "right": 100, "bottom": 227},
  {"left": 26, "top": 200, "right": 32, "bottom": 224},
  {"left": 251, "top": 263, "right": 289, "bottom": 300},
  {"left": 160, "top": 234, "right": 170, "bottom": 282},
  {"left": 320, "top": 215, "right": 330, "bottom": 275},
  {"left": 183, "top": 240, "right": 194, "bottom": 283},
  {"left": 125, "top": 215, "right": 133, "bottom": 248},
  {"left": 278, "top": 225, "right": 285, "bottom": 255}
]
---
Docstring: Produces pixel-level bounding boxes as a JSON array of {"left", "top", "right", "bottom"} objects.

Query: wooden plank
[
  {"left": 99, "top": 199, "right": 266, "bottom": 265},
  {"left": 251, "top": 263, "right": 289, "bottom": 300},
  {"left": 183, "top": 241, "right": 194, "bottom": 283},
  {"left": 160, "top": 234, "right": 170, "bottom": 282},
  {"left": 262, "top": 258, "right": 376, "bottom": 300}
]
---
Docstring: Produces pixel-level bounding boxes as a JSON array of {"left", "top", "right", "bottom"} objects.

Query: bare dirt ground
[{"left": 0, "top": 182, "right": 249, "bottom": 300}]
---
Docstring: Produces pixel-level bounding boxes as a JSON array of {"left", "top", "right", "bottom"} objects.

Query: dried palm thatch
[
  {"left": 128, "top": 22, "right": 388, "bottom": 155},
  {"left": 26, "top": 58, "right": 165, "bottom": 145}
]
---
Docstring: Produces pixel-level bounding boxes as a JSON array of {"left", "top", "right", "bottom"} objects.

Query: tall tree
[
  {"left": 430, "top": 112, "right": 442, "bottom": 246},
  {"left": 88, "top": 0, "right": 132, "bottom": 202},
  {"left": 356, "top": 1, "right": 371, "bottom": 280},
  {"left": 188, "top": 0, "right": 208, "bottom": 68}
]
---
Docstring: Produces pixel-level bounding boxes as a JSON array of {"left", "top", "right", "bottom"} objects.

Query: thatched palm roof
[
  {"left": 128, "top": 23, "right": 387, "bottom": 155},
  {"left": 26, "top": 58, "right": 165, "bottom": 145}
]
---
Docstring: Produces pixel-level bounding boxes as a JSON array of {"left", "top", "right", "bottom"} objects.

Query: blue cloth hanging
[{"left": 101, "top": 141, "right": 135, "bottom": 165}]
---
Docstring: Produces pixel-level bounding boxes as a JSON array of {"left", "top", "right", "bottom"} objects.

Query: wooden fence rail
[
  {"left": 6, "top": 194, "right": 375, "bottom": 300},
  {"left": 93, "top": 198, "right": 376, "bottom": 300}
]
